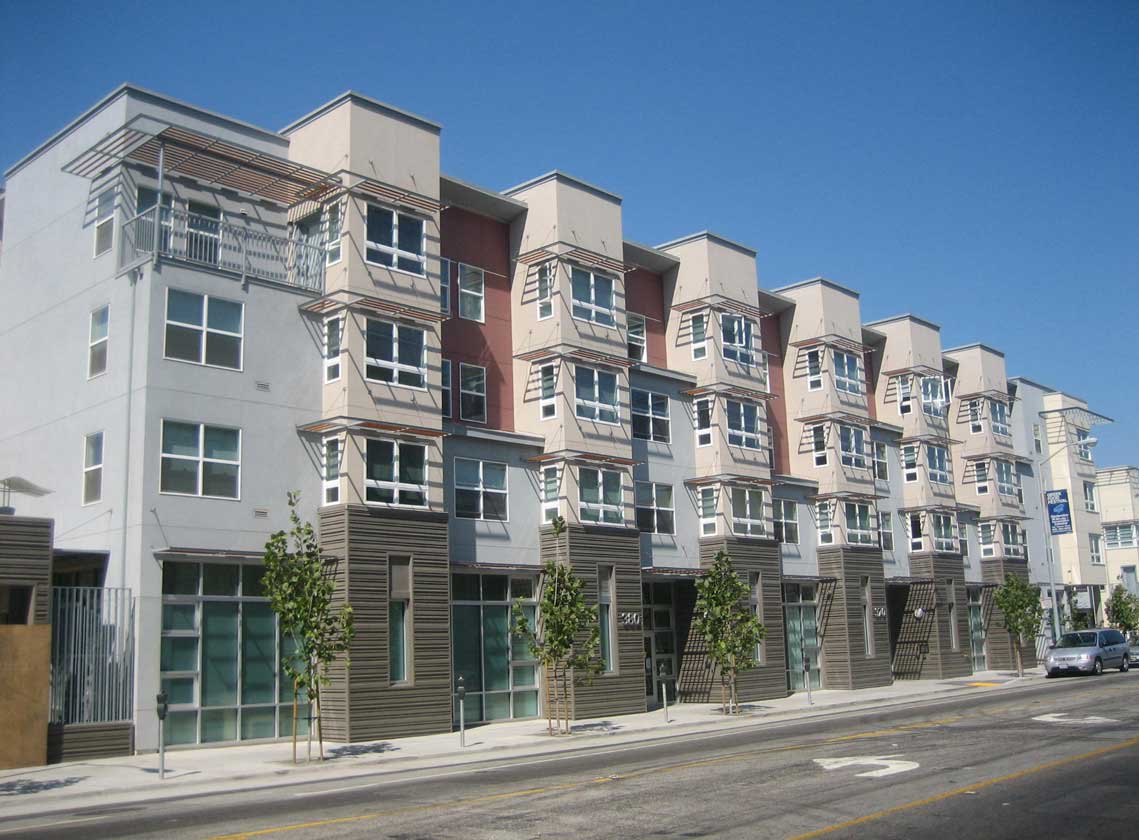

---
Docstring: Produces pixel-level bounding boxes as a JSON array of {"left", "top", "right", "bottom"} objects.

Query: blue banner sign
[{"left": 1046, "top": 489, "right": 1073, "bottom": 535}]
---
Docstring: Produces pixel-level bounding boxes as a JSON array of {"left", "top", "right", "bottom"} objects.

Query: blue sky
[{"left": 2, "top": 1, "right": 1136, "bottom": 465}]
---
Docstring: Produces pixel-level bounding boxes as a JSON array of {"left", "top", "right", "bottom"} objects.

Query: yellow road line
[
  {"left": 966, "top": 681, "right": 1000, "bottom": 687},
  {"left": 785, "top": 734, "right": 1139, "bottom": 840}
]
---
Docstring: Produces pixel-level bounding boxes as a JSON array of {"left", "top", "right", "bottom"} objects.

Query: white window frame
[
  {"left": 627, "top": 312, "right": 647, "bottom": 362},
  {"left": 458, "top": 263, "right": 485, "bottom": 323},
  {"left": 1076, "top": 429, "right": 1093, "bottom": 461},
  {"left": 879, "top": 511, "right": 894, "bottom": 551},
  {"left": 93, "top": 188, "right": 115, "bottom": 257},
  {"left": 1032, "top": 424, "right": 1043, "bottom": 454},
  {"left": 439, "top": 258, "right": 451, "bottom": 316},
  {"left": 773, "top": 499, "right": 798, "bottom": 545},
  {"left": 845, "top": 502, "right": 876, "bottom": 545},
  {"left": 570, "top": 266, "right": 616, "bottom": 327},
  {"left": 833, "top": 349, "right": 862, "bottom": 395},
  {"left": 897, "top": 375, "right": 912, "bottom": 415},
  {"left": 990, "top": 400, "right": 1010, "bottom": 437},
  {"left": 691, "top": 313, "right": 708, "bottom": 360},
  {"left": 921, "top": 376, "right": 946, "bottom": 418},
  {"left": 539, "top": 363, "right": 557, "bottom": 420},
  {"left": 807, "top": 349, "right": 823, "bottom": 391},
  {"left": 159, "top": 419, "right": 241, "bottom": 500},
  {"left": 1104, "top": 524, "right": 1136, "bottom": 549},
  {"left": 324, "top": 315, "right": 342, "bottom": 383},
  {"left": 82, "top": 431, "right": 104, "bottom": 506},
  {"left": 1083, "top": 481, "right": 1098, "bottom": 513},
  {"left": 454, "top": 457, "right": 508, "bottom": 522},
  {"left": 459, "top": 363, "right": 488, "bottom": 424},
  {"left": 441, "top": 359, "right": 452, "bottom": 418},
  {"left": 325, "top": 201, "right": 342, "bottom": 265},
  {"left": 975, "top": 461, "right": 990, "bottom": 495},
  {"left": 812, "top": 424, "right": 828, "bottom": 467},
  {"left": 902, "top": 445, "right": 919, "bottom": 483},
  {"left": 695, "top": 397, "right": 713, "bottom": 447},
  {"left": 933, "top": 513, "right": 956, "bottom": 552},
  {"left": 322, "top": 436, "right": 341, "bottom": 505},
  {"left": 909, "top": 513, "right": 924, "bottom": 551},
  {"left": 721, "top": 313, "right": 756, "bottom": 366},
  {"left": 817, "top": 500, "right": 834, "bottom": 545},
  {"left": 542, "top": 466, "right": 561, "bottom": 522},
  {"left": 968, "top": 399, "right": 984, "bottom": 434},
  {"left": 164, "top": 289, "right": 244, "bottom": 371},
  {"left": 364, "top": 439, "right": 428, "bottom": 508},
  {"left": 873, "top": 441, "right": 889, "bottom": 482},
  {"left": 727, "top": 400, "right": 761, "bottom": 450},
  {"left": 632, "top": 388, "right": 670, "bottom": 443},
  {"left": 1002, "top": 521, "right": 1024, "bottom": 558},
  {"left": 635, "top": 481, "right": 675, "bottom": 535},
  {"left": 365, "top": 318, "right": 427, "bottom": 390},
  {"left": 731, "top": 486, "right": 766, "bottom": 537},
  {"left": 699, "top": 486, "right": 718, "bottom": 536},
  {"left": 980, "top": 523, "right": 996, "bottom": 557},
  {"left": 995, "top": 460, "right": 1016, "bottom": 498},
  {"left": 537, "top": 262, "right": 554, "bottom": 320},
  {"left": 574, "top": 365, "right": 619, "bottom": 425},
  {"left": 839, "top": 424, "right": 867, "bottom": 468},
  {"left": 927, "top": 445, "right": 951, "bottom": 485},
  {"left": 364, "top": 203, "right": 425, "bottom": 276},
  {"left": 88, "top": 304, "right": 109, "bottom": 379},
  {"left": 958, "top": 517, "right": 969, "bottom": 558},
  {"left": 579, "top": 467, "right": 623, "bottom": 525},
  {"left": 1089, "top": 534, "right": 1103, "bottom": 565}
]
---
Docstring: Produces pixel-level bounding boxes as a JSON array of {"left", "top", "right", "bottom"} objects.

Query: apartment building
[
  {"left": 0, "top": 84, "right": 1128, "bottom": 759},
  {"left": 1096, "top": 466, "right": 1139, "bottom": 597}
]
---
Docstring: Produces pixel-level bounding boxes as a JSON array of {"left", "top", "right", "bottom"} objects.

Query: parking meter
[
  {"left": 156, "top": 689, "right": 169, "bottom": 779},
  {"left": 156, "top": 689, "right": 169, "bottom": 720},
  {"left": 456, "top": 675, "right": 467, "bottom": 748}
]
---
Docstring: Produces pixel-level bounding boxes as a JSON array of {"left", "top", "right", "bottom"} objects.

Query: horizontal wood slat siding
[
  {"left": 47, "top": 722, "right": 133, "bottom": 763},
  {"left": 320, "top": 505, "right": 452, "bottom": 743},
  {"left": 817, "top": 546, "right": 893, "bottom": 690},
  {"left": 889, "top": 578, "right": 936, "bottom": 680},
  {"left": 0, "top": 516, "right": 53, "bottom": 624},
  {"left": 910, "top": 554, "right": 972, "bottom": 679},
  {"left": 980, "top": 558, "right": 1037, "bottom": 671},
  {"left": 689, "top": 537, "right": 789, "bottom": 702}
]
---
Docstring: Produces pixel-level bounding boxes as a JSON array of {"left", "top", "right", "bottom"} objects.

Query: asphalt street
[{"left": 5, "top": 671, "right": 1137, "bottom": 840}]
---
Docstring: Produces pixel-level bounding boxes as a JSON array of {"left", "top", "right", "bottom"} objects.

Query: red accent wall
[
  {"left": 441, "top": 207, "right": 514, "bottom": 431},
  {"left": 763, "top": 317, "right": 789, "bottom": 475},
  {"left": 625, "top": 268, "right": 667, "bottom": 368}
]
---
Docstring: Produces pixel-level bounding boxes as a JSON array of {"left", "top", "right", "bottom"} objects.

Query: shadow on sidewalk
[
  {"left": 327, "top": 742, "right": 399, "bottom": 760},
  {"left": 0, "top": 776, "right": 85, "bottom": 796},
  {"left": 570, "top": 721, "right": 622, "bottom": 734}
]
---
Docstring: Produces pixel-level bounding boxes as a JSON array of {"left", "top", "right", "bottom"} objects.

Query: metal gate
[{"left": 50, "top": 587, "right": 135, "bottom": 724}]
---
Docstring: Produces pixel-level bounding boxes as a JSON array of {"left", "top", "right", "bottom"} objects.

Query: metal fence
[{"left": 50, "top": 587, "right": 135, "bottom": 725}]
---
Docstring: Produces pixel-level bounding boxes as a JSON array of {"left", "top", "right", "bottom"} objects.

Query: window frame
[
  {"left": 458, "top": 263, "right": 486, "bottom": 323},
  {"left": 691, "top": 312, "right": 708, "bottom": 360},
  {"left": 635, "top": 481, "right": 675, "bottom": 535},
  {"left": 902, "top": 445, "right": 919, "bottom": 483},
  {"left": 860, "top": 575, "right": 874, "bottom": 656},
  {"left": 1083, "top": 481, "right": 1097, "bottom": 513},
  {"left": 459, "top": 363, "right": 488, "bottom": 424},
  {"left": 539, "top": 363, "right": 557, "bottom": 420},
  {"left": 980, "top": 522, "right": 996, "bottom": 557},
  {"left": 627, "top": 312, "right": 647, "bottom": 362},
  {"left": 1104, "top": 524, "right": 1136, "bottom": 549},
  {"left": 88, "top": 304, "right": 109, "bottom": 379},
  {"left": 364, "top": 318, "right": 427, "bottom": 390},
  {"left": 878, "top": 511, "right": 894, "bottom": 551},
  {"left": 578, "top": 467, "right": 623, "bottom": 525},
  {"left": 812, "top": 424, "right": 828, "bottom": 467},
  {"left": 773, "top": 499, "right": 799, "bottom": 545},
  {"left": 699, "top": 486, "right": 718, "bottom": 536},
  {"left": 726, "top": 400, "right": 761, "bottom": 450},
  {"left": 1076, "top": 429, "right": 1093, "bottom": 461},
  {"left": 324, "top": 201, "right": 343, "bottom": 265},
  {"left": 968, "top": 399, "right": 984, "bottom": 434},
  {"left": 844, "top": 502, "right": 876, "bottom": 545},
  {"left": 570, "top": 265, "right": 616, "bottom": 328},
  {"left": 926, "top": 445, "right": 951, "bottom": 485},
  {"left": 817, "top": 500, "right": 834, "bottom": 545},
  {"left": 933, "top": 513, "right": 956, "bottom": 552},
  {"left": 897, "top": 375, "right": 913, "bottom": 415},
  {"left": 694, "top": 397, "right": 713, "bottom": 447},
  {"left": 909, "top": 513, "right": 925, "bottom": 551},
  {"left": 364, "top": 203, "right": 426, "bottom": 276},
  {"left": 921, "top": 376, "right": 946, "bottom": 418},
  {"left": 995, "top": 460, "right": 1016, "bottom": 498},
  {"left": 632, "top": 388, "right": 670, "bottom": 443},
  {"left": 807, "top": 349, "right": 823, "bottom": 391},
  {"left": 82, "top": 430, "right": 104, "bottom": 506},
  {"left": 93, "top": 188, "right": 115, "bottom": 257},
  {"left": 439, "top": 258, "right": 451, "bottom": 316},
  {"left": 721, "top": 313, "right": 756, "bottom": 366},
  {"left": 323, "top": 315, "right": 342, "bottom": 383},
  {"left": 364, "top": 438, "right": 428, "bottom": 509},
  {"left": 574, "top": 365, "right": 619, "bottom": 425},
  {"left": 542, "top": 466, "right": 561, "bottom": 522},
  {"left": 454, "top": 457, "right": 509, "bottom": 522},
  {"left": 833, "top": 349, "right": 862, "bottom": 395},
  {"left": 163, "top": 288, "right": 245, "bottom": 372},
  {"left": 873, "top": 441, "right": 889, "bottom": 482},
  {"left": 159, "top": 419, "right": 242, "bottom": 500},
  {"left": 990, "top": 399, "right": 1010, "bottom": 437},
  {"left": 536, "top": 261, "right": 554, "bottom": 320},
  {"left": 839, "top": 424, "right": 867, "bottom": 468},
  {"left": 388, "top": 557, "right": 412, "bottom": 685},
  {"left": 597, "top": 564, "right": 616, "bottom": 672},
  {"left": 1089, "top": 533, "right": 1104, "bottom": 565},
  {"left": 975, "top": 461, "right": 990, "bottom": 495},
  {"left": 731, "top": 486, "right": 766, "bottom": 537},
  {"left": 322, "top": 436, "right": 341, "bottom": 505},
  {"left": 441, "top": 359, "right": 452, "bottom": 418}
]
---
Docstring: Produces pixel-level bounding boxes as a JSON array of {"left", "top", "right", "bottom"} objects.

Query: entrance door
[
  {"left": 967, "top": 586, "right": 986, "bottom": 671},
  {"left": 642, "top": 582, "right": 676, "bottom": 705},
  {"left": 783, "top": 583, "right": 821, "bottom": 691}
]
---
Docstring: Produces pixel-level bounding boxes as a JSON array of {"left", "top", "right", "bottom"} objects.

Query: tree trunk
[
  {"left": 315, "top": 680, "right": 324, "bottom": 760},
  {"left": 720, "top": 679, "right": 727, "bottom": 716},
  {"left": 562, "top": 665, "right": 570, "bottom": 734},
  {"left": 291, "top": 686, "right": 298, "bottom": 765},
  {"left": 545, "top": 663, "right": 554, "bottom": 736},
  {"left": 731, "top": 674, "right": 739, "bottom": 715},
  {"left": 1014, "top": 636, "right": 1024, "bottom": 678}
]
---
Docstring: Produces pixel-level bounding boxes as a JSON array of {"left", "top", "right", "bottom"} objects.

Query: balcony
[{"left": 120, "top": 206, "right": 324, "bottom": 293}]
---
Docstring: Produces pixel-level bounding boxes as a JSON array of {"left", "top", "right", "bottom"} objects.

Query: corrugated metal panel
[{"left": 0, "top": 517, "right": 53, "bottom": 624}]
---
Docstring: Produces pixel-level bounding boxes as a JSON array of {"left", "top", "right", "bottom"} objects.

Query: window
[
  {"left": 727, "top": 400, "right": 761, "bottom": 450},
  {"left": 921, "top": 377, "right": 946, "bottom": 418},
  {"left": 1076, "top": 429, "right": 1092, "bottom": 461},
  {"left": 441, "top": 360, "right": 452, "bottom": 418},
  {"left": 947, "top": 579, "right": 959, "bottom": 650},
  {"left": 990, "top": 400, "right": 1010, "bottom": 437},
  {"left": 366, "top": 319, "right": 426, "bottom": 388},
  {"left": 93, "top": 189, "right": 115, "bottom": 256},
  {"left": 807, "top": 350, "right": 823, "bottom": 391},
  {"left": 537, "top": 262, "right": 554, "bottom": 319},
  {"left": 459, "top": 363, "right": 487, "bottom": 423},
  {"left": 958, "top": 518, "right": 969, "bottom": 557},
  {"left": 627, "top": 313, "right": 646, "bottom": 362},
  {"left": 732, "top": 487, "right": 765, "bottom": 537},
  {"left": 88, "top": 305, "right": 109, "bottom": 378},
  {"left": 833, "top": 350, "right": 861, "bottom": 395},
  {"left": 902, "top": 445, "right": 919, "bottom": 483},
  {"left": 322, "top": 438, "right": 340, "bottom": 505},
  {"left": 632, "top": 389, "right": 670, "bottom": 442},
  {"left": 909, "top": 513, "right": 924, "bottom": 551},
  {"left": 980, "top": 522, "right": 995, "bottom": 557},
  {"left": 845, "top": 502, "right": 875, "bottom": 545},
  {"left": 721, "top": 313, "right": 755, "bottom": 366},
  {"left": 542, "top": 466, "right": 560, "bottom": 522},
  {"left": 995, "top": 460, "right": 1015, "bottom": 497},
  {"left": 773, "top": 499, "right": 799, "bottom": 544},
  {"left": 873, "top": 442, "right": 888, "bottom": 482},
  {"left": 365, "top": 439, "right": 427, "bottom": 507},
  {"left": 699, "top": 486, "right": 717, "bottom": 535},
  {"left": 635, "top": 482, "right": 674, "bottom": 535},
  {"left": 1002, "top": 522, "right": 1024, "bottom": 557},
  {"left": 926, "top": 445, "right": 951, "bottom": 485},
  {"left": 365, "top": 205, "right": 424, "bottom": 274},
  {"left": 570, "top": 266, "right": 615, "bottom": 326},
  {"left": 817, "top": 501, "right": 834, "bottom": 545},
  {"left": 933, "top": 514, "right": 956, "bottom": 552},
  {"left": 969, "top": 399, "right": 984, "bottom": 434},
  {"left": 539, "top": 364, "right": 557, "bottom": 419},
  {"left": 160, "top": 421, "right": 240, "bottom": 499},
  {"left": 1033, "top": 424, "right": 1043, "bottom": 454},
  {"left": 324, "top": 317, "right": 342, "bottom": 382},
  {"left": 839, "top": 425, "right": 867, "bottom": 468},
  {"left": 83, "top": 431, "right": 103, "bottom": 505},
  {"left": 691, "top": 313, "right": 707, "bottom": 359},
  {"left": 1105, "top": 524, "right": 1137, "bottom": 549},
  {"left": 861, "top": 576, "right": 874, "bottom": 656},
  {"left": 598, "top": 565, "right": 615, "bottom": 672},
  {"left": 574, "top": 366, "right": 618, "bottom": 424},
  {"left": 812, "top": 425, "right": 828, "bottom": 467},
  {"left": 439, "top": 258, "right": 451, "bottom": 316},
  {"left": 975, "top": 461, "right": 990, "bottom": 495},
  {"left": 897, "top": 376, "right": 912, "bottom": 415},
  {"left": 165, "top": 290, "right": 243, "bottom": 370},
  {"left": 579, "top": 468, "right": 622, "bottom": 524},
  {"left": 458, "top": 264, "right": 485, "bottom": 322},
  {"left": 325, "top": 202, "right": 342, "bottom": 265},
  {"left": 878, "top": 512, "right": 894, "bottom": 551},
  {"left": 695, "top": 398, "right": 712, "bottom": 447},
  {"left": 1089, "top": 534, "right": 1104, "bottom": 565},
  {"left": 1083, "top": 481, "right": 1097, "bottom": 512},
  {"left": 389, "top": 558, "right": 411, "bottom": 684},
  {"left": 455, "top": 458, "right": 508, "bottom": 521}
]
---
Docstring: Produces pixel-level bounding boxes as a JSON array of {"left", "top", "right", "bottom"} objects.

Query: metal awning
[
  {"left": 642, "top": 566, "right": 704, "bottom": 578},
  {"left": 684, "top": 474, "right": 774, "bottom": 488},
  {"left": 672, "top": 293, "right": 770, "bottom": 321},
  {"left": 956, "top": 388, "right": 1016, "bottom": 403},
  {"left": 62, "top": 117, "right": 334, "bottom": 206},
  {"left": 516, "top": 243, "right": 629, "bottom": 275},
  {"left": 526, "top": 450, "right": 640, "bottom": 468},
  {"left": 899, "top": 432, "right": 963, "bottom": 446},
  {"left": 790, "top": 333, "right": 871, "bottom": 355},
  {"left": 299, "top": 289, "right": 446, "bottom": 323},
  {"left": 683, "top": 382, "right": 774, "bottom": 402},
  {"left": 797, "top": 410, "right": 873, "bottom": 426},
  {"left": 810, "top": 490, "right": 885, "bottom": 501},
  {"left": 515, "top": 344, "right": 634, "bottom": 369},
  {"left": 1039, "top": 406, "right": 1114, "bottom": 427},
  {"left": 881, "top": 364, "right": 944, "bottom": 378},
  {"left": 297, "top": 416, "right": 446, "bottom": 438}
]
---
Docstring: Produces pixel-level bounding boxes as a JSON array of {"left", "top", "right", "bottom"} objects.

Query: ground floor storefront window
[
  {"left": 967, "top": 585, "right": 986, "bottom": 671},
  {"left": 784, "top": 582, "right": 821, "bottom": 691},
  {"left": 160, "top": 560, "right": 308, "bottom": 746},
  {"left": 642, "top": 581, "right": 676, "bottom": 704},
  {"left": 451, "top": 572, "right": 539, "bottom": 724}
]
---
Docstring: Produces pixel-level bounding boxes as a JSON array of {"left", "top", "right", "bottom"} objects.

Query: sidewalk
[{"left": 0, "top": 668, "right": 1044, "bottom": 819}]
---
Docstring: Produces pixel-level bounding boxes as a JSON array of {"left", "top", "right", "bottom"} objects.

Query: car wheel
[
  {"left": 1093, "top": 658, "right": 1103, "bottom": 676},
  {"left": 1121, "top": 656, "right": 1130, "bottom": 673},
  {"left": 1046, "top": 670, "right": 1055, "bottom": 678}
]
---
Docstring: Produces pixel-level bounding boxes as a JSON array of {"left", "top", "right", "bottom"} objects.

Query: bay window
[
  {"left": 700, "top": 486, "right": 718, "bottom": 535},
  {"left": 365, "top": 205, "right": 424, "bottom": 275},
  {"left": 969, "top": 399, "right": 983, "bottom": 434},
  {"left": 812, "top": 425, "right": 828, "bottom": 467},
  {"left": 322, "top": 437, "right": 340, "bottom": 505},
  {"left": 695, "top": 398, "right": 712, "bottom": 447},
  {"left": 845, "top": 502, "right": 875, "bottom": 545},
  {"left": 537, "top": 262, "right": 554, "bottom": 319},
  {"left": 575, "top": 366, "right": 618, "bottom": 424},
  {"left": 579, "top": 468, "right": 622, "bottom": 524},
  {"left": 570, "top": 266, "right": 615, "bottom": 326},
  {"left": 933, "top": 514, "right": 956, "bottom": 552},
  {"left": 1002, "top": 522, "right": 1024, "bottom": 557},
  {"left": 817, "top": 501, "right": 834, "bottom": 545},
  {"left": 980, "top": 523, "right": 995, "bottom": 557},
  {"left": 365, "top": 319, "right": 426, "bottom": 388},
  {"left": 542, "top": 466, "right": 561, "bottom": 522},
  {"left": 990, "top": 400, "right": 1010, "bottom": 437},
  {"left": 921, "top": 376, "right": 946, "bottom": 418},
  {"left": 833, "top": 350, "right": 861, "bottom": 395},
  {"left": 721, "top": 313, "right": 755, "bottom": 366},
  {"left": 807, "top": 349, "right": 823, "bottom": 391},
  {"left": 839, "top": 425, "right": 867, "bottom": 468},
  {"left": 691, "top": 313, "right": 707, "bottom": 359},
  {"left": 365, "top": 439, "right": 427, "bottom": 507},
  {"left": 540, "top": 364, "right": 557, "bottom": 419},
  {"left": 909, "top": 513, "right": 924, "bottom": 551},
  {"left": 995, "top": 460, "right": 1015, "bottom": 497},
  {"left": 975, "top": 461, "right": 989, "bottom": 494},
  {"left": 731, "top": 487, "right": 765, "bottom": 537},
  {"left": 324, "top": 316, "right": 342, "bottom": 382},
  {"left": 897, "top": 375, "right": 912, "bottom": 414},
  {"left": 926, "top": 445, "right": 951, "bottom": 485},
  {"left": 727, "top": 400, "right": 761, "bottom": 450}
]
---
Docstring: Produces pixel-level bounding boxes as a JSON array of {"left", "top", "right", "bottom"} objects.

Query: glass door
[
  {"left": 783, "top": 583, "right": 820, "bottom": 691},
  {"left": 967, "top": 586, "right": 986, "bottom": 672},
  {"left": 642, "top": 582, "right": 676, "bottom": 705}
]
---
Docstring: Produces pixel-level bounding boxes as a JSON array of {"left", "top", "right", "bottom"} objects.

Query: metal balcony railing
[{"left": 120, "top": 206, "right": 325, "bottom": 293}]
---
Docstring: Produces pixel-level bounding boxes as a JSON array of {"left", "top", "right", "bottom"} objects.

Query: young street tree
[
  {"left": 1105, "top": 584, "right": 1139, "bottom": 634},
  {"left": 993, "top": 573, "right": 1043, "bottom": 678},
  {"left": 263, "top": 492, "right": 355, "bottom": 762},
  {"left": 512, "top": 515, "right": 602, "bottom": 735},
  {"left": 693, "top": 550, "right": 765, "bottom": 715}
]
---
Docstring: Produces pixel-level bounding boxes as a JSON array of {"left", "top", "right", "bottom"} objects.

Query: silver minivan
[{"left": 1044, "top": 629, "right": 1131, "bottom": 676}]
